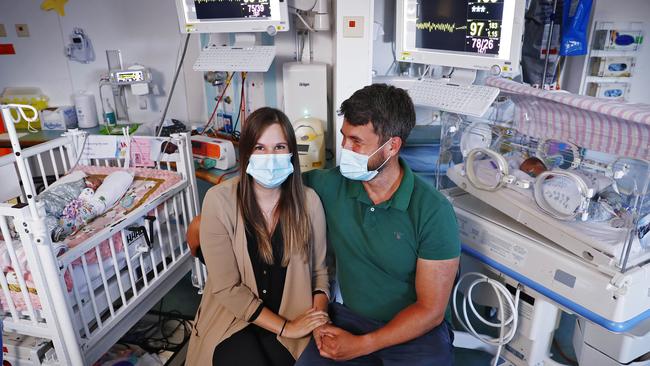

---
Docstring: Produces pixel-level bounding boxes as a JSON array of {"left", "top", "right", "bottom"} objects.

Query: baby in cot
[{"left": 37, "top": 171, "right": 134, "bottom": 242}]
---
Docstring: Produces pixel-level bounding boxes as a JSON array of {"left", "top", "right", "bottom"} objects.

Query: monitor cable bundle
[
  {"left": 452, "top": 272, "right": 521, "bottom": 366},
  {"left": 200, "top": 72, "right": 234, "bottom": 136}
]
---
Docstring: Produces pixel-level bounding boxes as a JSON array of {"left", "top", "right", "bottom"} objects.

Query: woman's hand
[{"left": 281, "top": 308, "right": 330, "bottom": 339}]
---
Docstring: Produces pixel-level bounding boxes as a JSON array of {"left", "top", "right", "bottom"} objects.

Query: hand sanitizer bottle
[{"left": 104, "top": 98, "right": 117, "bottom": 126}]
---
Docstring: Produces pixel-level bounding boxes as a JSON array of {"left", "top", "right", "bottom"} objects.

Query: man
[{"left": 297, "top": 84, "right": 460, "bottom": 365}]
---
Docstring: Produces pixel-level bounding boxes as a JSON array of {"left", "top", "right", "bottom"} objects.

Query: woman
[{"left": 186, "top": 107, "right": 330, "bottom": 366}]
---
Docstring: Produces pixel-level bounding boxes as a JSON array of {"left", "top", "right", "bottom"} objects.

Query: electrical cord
[
  {"left": 240, "top": 73, "right": 246, "bottom": 127},
  {"left": 295, "top": 11, "right": 316, "bottom": 32},
  {"left": 230, "top": 72, "right": 246, "bottom": 141},
  {"left": 452, "top": 272, "right": 521, "bottom": 366},
  {"left": 118, "top": 299, "right": 192, "bottom": 354},
  {"left": 156, "top": 33, "right": 191, "bottom": 137}
]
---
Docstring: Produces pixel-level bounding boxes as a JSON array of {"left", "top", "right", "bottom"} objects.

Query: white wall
[
  {"left": 0, "top": 0, "right": 337, "bottom": 130},
  {"left": 333, "top": 0, "right": 374, "bottom": 163},
  {"left": 0, "top": 0, "right": 206, "bottom": 127},
  {"left": 373, "top": 0, "right": 396, "bottom": 77}
]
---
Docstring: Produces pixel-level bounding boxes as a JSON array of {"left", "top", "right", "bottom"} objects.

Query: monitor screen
[
  {"left": 194, "top": 0, "right": 271, "bottom": 20},
  {"left": 416, "top": 1, "right": 504, "bottom": 55},
  {"left": 396, "top": 0, "right": 525, "bottom": 73},
  {"left": 176, "top": 0, "right": 289, "bottom": 34}
]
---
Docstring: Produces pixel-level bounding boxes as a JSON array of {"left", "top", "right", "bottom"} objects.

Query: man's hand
[
  {"left": 316, "top": 325, "right": 373, "bottom": 361},
  {"left": 312, "top": 324, "right": 327, "bottom": 350}
]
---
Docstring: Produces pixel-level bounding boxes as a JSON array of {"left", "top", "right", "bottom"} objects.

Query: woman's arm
[
  {"left": 252, "top": 306, "right": 329, "bottom": 339},
  {"left": 308, "top": 190, "right": 330, "bottom": 299},
  {"left": 253, "top": 190, "right": 331, "bottom": 338},
  {"left": 201, "top": 187, "right": 328, "bottom": 337},
  {"left": 200, "top": 189, "right": 262, "bottom": 321}
]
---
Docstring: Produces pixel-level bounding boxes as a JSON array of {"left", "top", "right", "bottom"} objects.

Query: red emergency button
[
  {"left": 349, "top": 20, "right": 356, "bottom": 28},
  {"left": 0, "top": 44, "right": 16, "bottom": 55}
]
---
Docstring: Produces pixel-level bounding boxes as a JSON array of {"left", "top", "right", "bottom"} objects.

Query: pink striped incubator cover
[{"left": 485, "top": 77, "right": 650, "bottom": 160}]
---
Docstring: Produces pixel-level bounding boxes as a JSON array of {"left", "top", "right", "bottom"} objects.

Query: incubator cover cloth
[
  {"left": 186, "top": 177, "right": 329, "bottom": 365},
  {"left": 485, "top": 77, "right": 650, "bottom": 160}
]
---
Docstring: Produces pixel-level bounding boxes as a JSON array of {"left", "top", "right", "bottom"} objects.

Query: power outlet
[
  {"left": 15, "top": 24, "right": 29, "bottom": 37},
  {"left": 0, "top": 24, "right": 7, "bottom": 38}
]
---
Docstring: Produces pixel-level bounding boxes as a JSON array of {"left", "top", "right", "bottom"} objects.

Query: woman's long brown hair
[{"left": 237, "top": 107, "right": 311, "bottom": 265}]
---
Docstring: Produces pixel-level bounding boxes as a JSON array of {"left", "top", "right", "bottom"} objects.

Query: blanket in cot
[{"left": 62, "top": 166, "right": 182, "bottom": 260}]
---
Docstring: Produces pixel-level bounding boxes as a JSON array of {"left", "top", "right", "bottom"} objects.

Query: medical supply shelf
[{"left": 578, "top": 21, "right": 645, "bottom": 101}]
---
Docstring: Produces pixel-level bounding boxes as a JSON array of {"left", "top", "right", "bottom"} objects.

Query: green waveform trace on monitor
[{"left": 415, "top": 21, "right": 468, "bottom": 33}]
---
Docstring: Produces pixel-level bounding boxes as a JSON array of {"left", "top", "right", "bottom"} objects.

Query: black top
[{"left": 245, "top": 219, "right": 287, "bottom": 321}]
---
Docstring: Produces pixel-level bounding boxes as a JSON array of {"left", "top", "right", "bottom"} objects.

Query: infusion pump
[
  {"left": 190, "top": 135, "right": 236, "bottom": 170},
  {"left": 293, "top": 118, "right": 325, "bottom": 172}
]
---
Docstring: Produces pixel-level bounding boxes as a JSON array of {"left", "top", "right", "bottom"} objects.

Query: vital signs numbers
[
  {"left": 415, "top": 0, "right": 505, "bottom": 55},
  {"left": 194, "top": 0, "right": 271, "bottom": 20}
]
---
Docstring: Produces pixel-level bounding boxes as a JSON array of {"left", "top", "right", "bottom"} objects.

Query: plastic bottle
[
  {"left": 74, "top": 91, "right": 99, "bottom": 128},
  {"left": 104, "top": 98, "right": 117, "bottom": 126}
]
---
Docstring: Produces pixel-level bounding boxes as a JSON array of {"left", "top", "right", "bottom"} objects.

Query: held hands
[
  {"left": 282, "top": 308, "right": 329, "bottom": 339},
  {"left": 315, "top": 325, "right": 373, "bottom": 361}
]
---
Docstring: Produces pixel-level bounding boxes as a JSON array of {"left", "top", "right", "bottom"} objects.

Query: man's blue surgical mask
[
  {"left": 339, "top": 139, "right": 392, "bottom": 181},
  {"left": 246, "top": 153, "right": 294, "bottom": 188}
]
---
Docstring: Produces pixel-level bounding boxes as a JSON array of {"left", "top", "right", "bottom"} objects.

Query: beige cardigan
[{"left": 186, "top": 177, "right": 329, "bottom": 365}]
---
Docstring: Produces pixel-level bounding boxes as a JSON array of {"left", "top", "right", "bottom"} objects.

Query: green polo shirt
[{"left": 303, "top": 159, "right": 460, "bottom": 323}]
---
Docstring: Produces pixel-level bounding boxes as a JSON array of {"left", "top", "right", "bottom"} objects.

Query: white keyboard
[
  {"left": 193, "top": 45, "right": 276, "bottom": 73},
  {"left": 408, "top": 78, "right": 500, "bottom": 117}
]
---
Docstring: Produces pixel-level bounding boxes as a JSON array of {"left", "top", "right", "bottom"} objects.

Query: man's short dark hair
[{"left": 339, "top": 83, "right": 416, "bottom": 143}]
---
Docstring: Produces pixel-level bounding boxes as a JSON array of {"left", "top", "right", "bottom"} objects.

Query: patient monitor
[
  {"left": 175, "top": 1, "right": 290, "bottom": 73},
  {"left": 175, "top": 0, "right": 290, "bottom": 35},
  {"left": 395, "top": 0, "right": 525, "bottom": 76}
]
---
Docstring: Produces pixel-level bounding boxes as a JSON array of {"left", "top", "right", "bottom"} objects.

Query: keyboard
[
  {"left": 408, "top": 78, "right": 500, "bottom": 117},
  {"left": 193, "top": 45, "right": 276, "bottom": 73}
]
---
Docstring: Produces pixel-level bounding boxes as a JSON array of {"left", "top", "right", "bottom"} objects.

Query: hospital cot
[{"left": 0, "top": 104, "right": 200, "bottom": 365}]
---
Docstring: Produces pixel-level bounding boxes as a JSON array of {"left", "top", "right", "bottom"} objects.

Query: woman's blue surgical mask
[
  {"left": 339, "top": 139, "right": 392, "bottom": 181},
  {"left": 246, "top": 153, "right": 294, "bottom": 188}
]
